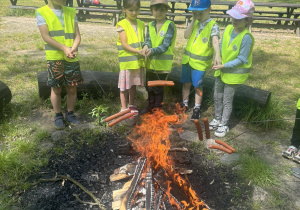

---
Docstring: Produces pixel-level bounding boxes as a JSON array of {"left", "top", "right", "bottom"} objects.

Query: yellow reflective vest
[
  {"left": 182, "top": 19, "right": 217, "bottom": 71},
  {"left": 297, "top": 98, "right": 300, "bottom": 110},
  {"left": 214, "top": 25, "right": 254, "bottom": 84},
  {"left": 116, "top": 19, "right": 145, "bottom": 70},
  {"left": 146, "top": 20, "right": 176, "bottom": 71},
  {"left": 36, "top": 5, "right": 78, "bottom": 62}
]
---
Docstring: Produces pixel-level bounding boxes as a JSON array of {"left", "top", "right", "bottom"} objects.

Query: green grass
[{"left": 239, "top": 148, "right": 277, "bottom": 187}]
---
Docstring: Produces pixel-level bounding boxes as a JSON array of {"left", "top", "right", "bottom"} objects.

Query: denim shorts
[
  {"left": 180, "top": 63, "right": 205, "bottom": 88},
  {"left": 47, "top": 60, "right": 83, "bottom": 87}
]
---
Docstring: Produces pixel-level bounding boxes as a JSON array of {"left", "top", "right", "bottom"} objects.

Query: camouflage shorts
[{"left": 47, "top": 60, "right": 83, "bottom": 87}]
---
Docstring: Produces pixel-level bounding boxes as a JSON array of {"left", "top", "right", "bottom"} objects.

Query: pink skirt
[{"left": 118, "top": 68, "right": 145, "bottom": 91}]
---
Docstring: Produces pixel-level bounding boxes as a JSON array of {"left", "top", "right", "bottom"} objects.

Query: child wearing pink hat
[{"left": 210, "top": 0, "right": 255, "bottom": 137}]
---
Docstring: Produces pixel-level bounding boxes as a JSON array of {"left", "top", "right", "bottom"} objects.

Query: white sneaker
[
  {"left": 214, "top": 124, "right": 229, "bottom": 137},
  {"left": 209, "top": 119, "right": 220, "bottom": 130}
]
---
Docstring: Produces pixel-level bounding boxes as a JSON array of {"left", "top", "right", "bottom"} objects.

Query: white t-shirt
[{"left": 36, "top": 9, "right": 78, "bottom": 28}]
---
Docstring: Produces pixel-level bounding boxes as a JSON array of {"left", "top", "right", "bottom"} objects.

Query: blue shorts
[{"left": 180, "top": 63, "right": 205, "bottom": 88}]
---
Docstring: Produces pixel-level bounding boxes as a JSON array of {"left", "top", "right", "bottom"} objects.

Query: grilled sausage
[
  {"left": 108, "top": 113, "right": 134, "bottom": 127},
  {"left": 209, "top": 145, "right": 233, "bottom": 154},
  {"left": 203, "top": 117, "right": 210, "bottom": 139},
  {"left": 215, "top": 139, "right": 236, "bottom": 153},
  {"left": 104, "top": 109, "right": 131, "bottom": 122},
  {"left": 147, "top": 80, "right": 174, "bottom": 87},
  {"left": 194, "top": 119, "right": 203, "bottom": 141}
]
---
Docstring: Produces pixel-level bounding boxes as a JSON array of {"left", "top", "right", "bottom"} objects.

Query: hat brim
[
  {"left": 226, "top": 9, "right": 246, "bottom": 19},
  {"left": 188, "top": 6, "right": 208, "bottom": 11}
]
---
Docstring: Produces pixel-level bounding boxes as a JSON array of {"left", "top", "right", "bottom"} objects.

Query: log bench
[{"left": 37, "top": 69, "right": 271, "bottom": 108}]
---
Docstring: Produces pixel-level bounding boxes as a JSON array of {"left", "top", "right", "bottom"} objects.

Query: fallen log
[
  {"left": 168, "top": 67, "right": 271, "bottom": 107},
  {"left": 37, "top": 71, "right": 119, "bottom": 99},
  {"left": 37, "top": 69, "right": 271, "bottom": 108},
  {"left": 0, "top": 81, "right": 12, "bottom": 110}
]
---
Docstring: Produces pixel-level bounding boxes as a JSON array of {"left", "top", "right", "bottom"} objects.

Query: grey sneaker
[
  {"left": 191, "top": 107, "right": 201, "bottom": 121},
  {"left": 214, "top": 124, "right": 229, "bottom": 138},
  {"left": 282, "top": 146, "right": 298, "bottom": 159},
  {"left": 54, "top": 113, "right": 65, "bottom": 129},
  {"left": 65, "top": 111, "right": 80, "bottom": 125},
  {"left": 293, "top": 151, "right": 300, "bottom": 163},
  {"left": 209, "top": 119, "right": 220, "bottom": 130}
]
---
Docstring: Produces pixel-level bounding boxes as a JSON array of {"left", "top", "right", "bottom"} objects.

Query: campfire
[{"left": 110, "top": 104, "right": 210, "bottom": 210}]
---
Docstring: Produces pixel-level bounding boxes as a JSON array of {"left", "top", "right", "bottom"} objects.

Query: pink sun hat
[{"left": 226, "top": 0, "right": 255, "bottom": 19}]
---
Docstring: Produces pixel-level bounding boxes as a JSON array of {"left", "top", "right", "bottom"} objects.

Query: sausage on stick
[
  {"left": 209, "top": 145, "right": 232, "bottom": 154},
  {"left": 215, "top": 139, "right": 236, "bottom": 153},
  {"left": 203, "top": 117, "right": 210, "bottom": 139},
  {"left": 194, "top": 119, "right": 203, "bottom": 141},
  {"left": 108, "top": 113, "right": 134, "bottom": 127},
  {"left": 104, "top": 109, "right": 131, "bottom": 122}
]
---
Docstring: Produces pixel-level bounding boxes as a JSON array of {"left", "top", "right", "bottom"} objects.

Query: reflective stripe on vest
[
  {"left": 182, "top": 19, "right": 216, "bottom": 71},
  {"left": 297, "top": 98, "right": 300, "bottom": 110},
  {"left": 36, "top": 5, "right": 78, "bottom": 62},
  {"left": 214, "top": 25, "right": 254, "bottom": 84},
  {"left": 146, "top": 20, "right": 176, "bottom": 71},
  {"left": 116, "top": 19, "right": 145, "bottom": 70}
]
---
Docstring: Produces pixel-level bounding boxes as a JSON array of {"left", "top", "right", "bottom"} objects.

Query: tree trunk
[
  {"left": 37, "top": 71, "right": 119, "bottom": 99},
  {"left": 0, "top": 81, "right": 12, "bottom": 110},
  {"left": 37, "top": 68, "right": 271, "bottom": 107},
  {"left": 168, "top": 66, "right": 271, "bottom": 107}
]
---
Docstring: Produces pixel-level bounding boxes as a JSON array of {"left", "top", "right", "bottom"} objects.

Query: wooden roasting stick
[
  {"left": 194, "top": 119, "right": 203, "bottom": 141},
  {"left": 108, "top": 113, "right": 134, "bottom": 127},
  {"left": 203, "top": 117, "right": 210, "bottom": 139},
  {"left": 104, "top": 109, "right": 131, "bottom": 122},
  {"left": 147, "top": 80, "right": 174, "bottom": 87},
  {"left": 215, "top": 139, "right": 236, "bottom": 153},
  {"left": 209, "top": 145, "right": 232, "bottom": 154}
]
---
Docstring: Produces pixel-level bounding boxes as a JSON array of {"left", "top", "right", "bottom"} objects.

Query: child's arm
[
  {"left": 70, "top": 23, "right": 81, "bottom": 58},
  {"left": 118, "top": 27, "right": 144, "bottom": 56},
  {"left": 38, "top": 24, "right": 73, "bottom": 58},
  {"left": 213, "top": 34, "right": 253, "bottom": 70},
  {"left": 146, "top": 22, "right": 175, "bottom": 57},
  {"left": 184, "top": 16, "right": 195, "bottom": 39}
]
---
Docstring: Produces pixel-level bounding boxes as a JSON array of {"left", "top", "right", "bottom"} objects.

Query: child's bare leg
[
  {"left": 129, "top": 85, "right": 136, "bottom": 106},
  {"left": 120, "top": 90, "right": 129, "bottom": 110},
  {"left": 66, "top": 86, "right": 77, "bottom": 112},
  {"left": 51, "top": 87, "right": 62, "bottom": 113},
  {"left": 195, "top": 87, "right": 203, "bottom": 106},
  {"left": 182, "top": 82, "right": 192, "bottom": 102}
]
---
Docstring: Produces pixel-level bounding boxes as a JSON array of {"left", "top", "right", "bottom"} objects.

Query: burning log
[
  {"left": 145, "top": 166, "right": 155, "bottom": 209},
  {"left": 154, "top": 168, "right": 188, "bottom": 209},
  {"left": 161, "top": 194, "right": 176, "bottom": 210},
  {"left": 120, "top": 158, "right": 147, "bottom": 210},
  {"left": 168, "top": 147, "right": 188, "bottom": 152},
  {"left": 203, "top": 117, "right": 210, "bottom": 139},
  {"left": 194, "top": 119, "right": 203, "bottom": 141},
  {"left": 154, "top": 190, "right": 163, "bottom": 210}
]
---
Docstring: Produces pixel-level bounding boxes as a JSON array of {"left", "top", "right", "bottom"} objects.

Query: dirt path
[{"left": 1, "top": 16, "right": 300, "bottom": 209}]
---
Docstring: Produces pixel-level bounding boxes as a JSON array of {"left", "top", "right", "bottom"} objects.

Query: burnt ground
[{"left": 19, "top": 124, "right": 252, "bottom": 210}]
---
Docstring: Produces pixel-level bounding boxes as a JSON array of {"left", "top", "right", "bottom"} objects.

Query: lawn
[{"left": 0, "top": 0, "right": 300, "bottom": 209}]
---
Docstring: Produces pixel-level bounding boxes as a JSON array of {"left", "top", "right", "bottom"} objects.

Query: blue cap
[{"left": 188, "top": 0, "right": 211, "bottom": 11}]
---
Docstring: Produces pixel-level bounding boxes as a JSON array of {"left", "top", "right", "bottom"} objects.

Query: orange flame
[{"left": 127, "top": 103, "right": 208, "bottom": 209}]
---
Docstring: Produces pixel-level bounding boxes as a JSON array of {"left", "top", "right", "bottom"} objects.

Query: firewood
[
  {"left": 112, "top": 200, "right": 122, "bottom": 210},
  {"left": 114, "top": 162, "right": 137, "bottom": 175},
  {"left": 109, "top": 173, "right": 130, "bottom": 182},
  {"left": 113, "top": 188, "right": 128, "bottom": 201}
]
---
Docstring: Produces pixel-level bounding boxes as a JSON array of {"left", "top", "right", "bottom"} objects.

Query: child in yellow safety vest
[
  {"left": 116, "top": 0, "right": 146, "bottom": 116},
  {"left": 282, "top": 98, "right": 300, "bottom": 164},
  {"left": 141, "top": 0, "right": 177, "bottom": 114},
  {"left": 180, "top": 0, "right": 221, "bottom": 121},
  {"left": 36, "top": 0, "right": 83, "bottom": 129},
  {"left": 210, "top": 0, "right": 255, "bottom": 137}
]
